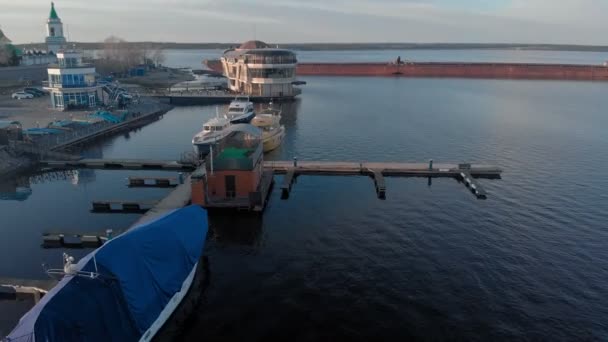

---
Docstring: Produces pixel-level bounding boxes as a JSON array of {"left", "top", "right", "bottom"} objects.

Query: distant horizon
[{"left": 12, "top": 41, "right": 608, "bottom": 53}]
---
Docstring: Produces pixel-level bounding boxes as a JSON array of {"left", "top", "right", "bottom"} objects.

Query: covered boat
[{"left": 4, "top": 205, "right": 209, "bottom": 342}]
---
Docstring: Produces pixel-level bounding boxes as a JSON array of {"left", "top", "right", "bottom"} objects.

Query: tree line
[{"left": 94, "top": 36, "right": 166, "bottom": 76}]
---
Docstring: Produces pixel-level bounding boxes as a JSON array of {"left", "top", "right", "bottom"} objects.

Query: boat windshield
[
  {"left": 228, "top": 107, "right": 244, "bottom": 113},
  {"left": 204, "top": 125, "right": 224, "bottom": 132}
]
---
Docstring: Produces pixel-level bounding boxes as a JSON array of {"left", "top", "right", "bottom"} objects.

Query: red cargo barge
[{"left": 204, "top": 59, "right": 608, "bottom": 81}]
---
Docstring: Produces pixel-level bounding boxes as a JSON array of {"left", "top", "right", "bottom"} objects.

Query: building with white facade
[
  {"left": 45, "top": 50, "right": 102, "bottom": 110},
  {"left": 20, "top": 50, "right": 56, "bottom": 66},
  {"left": 221, "top": 40, "right": 299, "bottom": 98}
]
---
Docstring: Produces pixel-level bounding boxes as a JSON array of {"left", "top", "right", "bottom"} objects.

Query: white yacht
[
  {"left": 225, "top": 96, "right": 255, "bottom": 124},
  {"left": 251, "top": 105, "right": 285, "bottom": 152},
  {"left": 192, "top": 115, "right": 231, "bottom": 156}
]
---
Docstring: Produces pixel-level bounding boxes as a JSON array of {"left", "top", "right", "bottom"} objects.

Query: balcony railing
[
  {"left": 44, "top": 82, "right": 97, "bottom": 89},
  {"left": 244, "top": 56, "right": 297, "bottom": 65},
  {"left": 47, "top": 63, "right": 94, "bottom": 69}
]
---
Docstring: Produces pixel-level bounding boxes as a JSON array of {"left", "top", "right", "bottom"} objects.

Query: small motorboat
[
  {"left": 5, "top": 205, "right": 209, "bottom": 342},
  {"left": 225, "top": 96, "right": 255, "bottom": 124},
  {"left": 251, "top": 104, "right": 285, "bottom": 153},
  {"left": 192, "top": 114, "right": 231, "bottom": 156}
]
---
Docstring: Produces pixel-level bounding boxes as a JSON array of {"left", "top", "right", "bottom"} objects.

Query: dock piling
[
  {"left": 370, "top": 170, "right": 386, "bottom": 199},
  {"left": 281, "top": 168, "right": 296, "bottom": 199}
]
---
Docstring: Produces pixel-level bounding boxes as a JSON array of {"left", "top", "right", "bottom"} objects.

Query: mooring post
[
  {"left": 429, "top": 159, "right": 433, "bottom": 171},
  {"left": 293, "top": 157, "right": 298, "bottom": 167},
  {"left": 178, "top": 172, "right": 184, "bottom": 184},
  {"left": 106, "top": 229, "right": 113, "bottom": 240}
]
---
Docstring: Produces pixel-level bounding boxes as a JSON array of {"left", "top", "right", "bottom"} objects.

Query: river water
[
  {"left": 2, "top": 50, "right": 608, "bottom": 340},
  {"left": 164, "top": 48, "right": 608, "bottom": 68}
]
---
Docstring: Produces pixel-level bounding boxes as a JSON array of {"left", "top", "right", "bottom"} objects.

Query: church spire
[{"left": 49, "top": 2, "right": 59, "bottom": 20}]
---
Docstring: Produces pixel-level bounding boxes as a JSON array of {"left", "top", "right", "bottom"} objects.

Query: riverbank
[{"left": 118, "top": 68, "right": 194, "bottom": 90}]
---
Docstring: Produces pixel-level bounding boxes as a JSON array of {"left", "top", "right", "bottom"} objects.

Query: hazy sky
[{"left": 2, "top": 0, "right": 607, "bottom": 44}]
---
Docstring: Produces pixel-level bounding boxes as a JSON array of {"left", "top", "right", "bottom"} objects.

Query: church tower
[{"left": 45, "top": 2, "right": 66, "bottom": 54}]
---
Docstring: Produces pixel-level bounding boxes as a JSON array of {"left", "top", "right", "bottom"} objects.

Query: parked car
[
  {"left": 23, "top": 89, "right": 42, "bottom": 97},
  {"left": 24, "top": 87, "right": 47, "bottom": 96},
  {"left": 12, "top": 92, "right": 34, "bottom": 100}
]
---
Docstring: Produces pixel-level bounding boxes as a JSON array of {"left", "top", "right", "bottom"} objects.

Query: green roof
[
  {"left": 49, "top": 2, "right": 59, "bottom": 20},
  {"left": 216, "top": 147, "right": 252, "bottom": 160}
]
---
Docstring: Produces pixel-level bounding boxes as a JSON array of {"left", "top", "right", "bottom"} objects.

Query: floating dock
[
  {"left": 41, "top": 158, "right": 198, "bottom": 171},
  {"left": 265, "top": 160, "right": 501, "bottom": 199},
  {"left": 91, "top": 200, "right": 157, "bottom": 213},
  {"left": 42, "top": 230, "right": 122, "bottom": 248},
  {"left": 127, "top": 176, "right": 180, "bottom": 188},
  {"left": 153, "top": 92, "right": 300, "bottom": 106}
]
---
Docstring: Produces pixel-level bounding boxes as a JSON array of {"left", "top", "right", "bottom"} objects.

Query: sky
[{"left": 1, "top": 0, "right": 607, "bottom": 44}]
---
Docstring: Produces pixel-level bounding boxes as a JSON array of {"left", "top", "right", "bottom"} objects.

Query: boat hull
[
  {"left": 262, "top": 126, "right": 285, "bottom": 152},
  {"left": 228, "top": 111, "right": 255, "bottom": 124},
  {"left": 150, "top": 256, "right": 209, "bottom": 341}
]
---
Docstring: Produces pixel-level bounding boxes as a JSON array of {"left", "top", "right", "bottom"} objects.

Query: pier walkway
[
  {"left": 39, "top": 158, "right": 501, "bottom": 200},
  {"left": 265, "top": 161, "right": 501, "bottom": 177},
  {"left": 41, "top": 158, "right": 198, "bottom": 171},
  {"left": 152, "top": 93, "right": 299, "bottom": 105},
  {"left": 265, "top": 160, "right": 501, "bottom": 199}
]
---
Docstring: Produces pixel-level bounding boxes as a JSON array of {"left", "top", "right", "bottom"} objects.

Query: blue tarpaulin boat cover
[{"left": 5, "top": 205, "right": 208, "bottom": 342}]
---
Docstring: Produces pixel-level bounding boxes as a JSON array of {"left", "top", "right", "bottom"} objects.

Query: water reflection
[
  {"left": 0, "top": 169, "right": 100, "bottom": 201},
  {"left": 209, "top": 214, "right": 264, "bottom": 247},
  {"left": 0, "top": 177, "right": 32, "bottom": 201}
]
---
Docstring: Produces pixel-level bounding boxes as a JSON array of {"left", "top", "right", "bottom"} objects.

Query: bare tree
[
  {"left": 98, "top": 36, "right": 145, "bottom": 75},
  {"left": 0, "top": 48, "right": 9, "bottom": 66}
]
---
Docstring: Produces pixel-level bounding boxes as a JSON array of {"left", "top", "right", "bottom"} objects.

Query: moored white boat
[
  {"left": 225, "top": 96, "right": 255, "bottom": 124},
  {"left": 192, "top": 115, "right": 231, "bottom": 156},
  {"left": 251, "top": 105, "right": 285, "bottom": 152}
]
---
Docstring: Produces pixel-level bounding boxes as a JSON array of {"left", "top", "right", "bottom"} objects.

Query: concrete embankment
[
  {"left": 0, "top": 99, "right": 173, "bottom": 178},
  {"left": 295, "top": 62, "right": 608, "bottom": 80},
  {"left": 204, "top": 59, "right": 608, "bottom": 81}
]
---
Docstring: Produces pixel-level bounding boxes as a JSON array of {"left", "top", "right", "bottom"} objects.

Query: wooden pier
[
  {"left": 128, "top": 176, "right": 180, "bottom": 188},
  {"left": 154, "top": 92, "right": 299, "bottom": 106},
  {"left": 41, "top": 158, "right": 198, "bottom": 171},
  {"left": 42, "top": 230, "right": 122, "bottom": 248},
  {"left": 0, "top": 284, "right": 46, "bottom": 308},
  {"left": 265, "top": 160, "right": 501, "bottom": 199},
  {"left": 91, "top": 200, "right": 158, "bottom": 213}
]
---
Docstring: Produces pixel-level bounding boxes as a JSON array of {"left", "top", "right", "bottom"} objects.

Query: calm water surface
[
  {"left": 2, "top": 73, "right": 608, "bottom": 339},
  {"left": 163, "top": 48, "right": 608, "bottom": 69}
]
